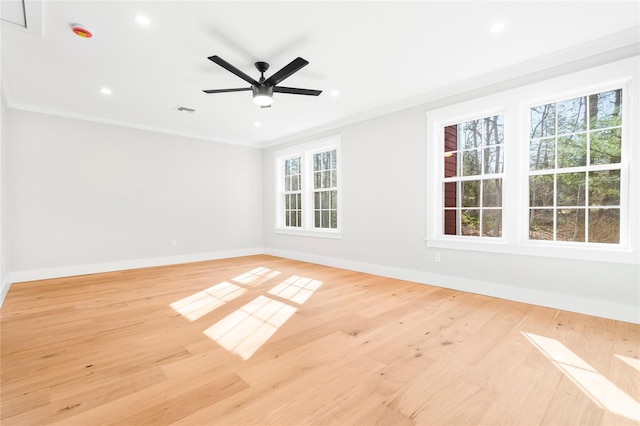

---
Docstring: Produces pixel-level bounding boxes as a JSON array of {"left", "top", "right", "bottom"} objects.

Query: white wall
[
  {"left": 263, "top": 60, "right": 640, "bottom": 324},
  {"left": 0, "top": 95, "right": 10, "bottom": 304},
  {"left": 5, "top": 109, "right": 263, "bottom": 281}
]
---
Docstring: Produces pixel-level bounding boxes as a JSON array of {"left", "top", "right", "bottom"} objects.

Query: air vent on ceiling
[{"left": 176, "top": 106, "right": 196, "bottom": 114}]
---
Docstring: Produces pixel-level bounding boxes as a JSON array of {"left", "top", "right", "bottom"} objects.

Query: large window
[
  {"left": 275, "top": 137, "right": 341, "bottom": 237},
  {"left": 528, "top": 89, "right": 622, "bottom": 244},
  {"left": 425, "top": 58, "right": 637, "bottom": 264},
  {"left": 443, "top": 114, "right": 504, "bottom": 237}
]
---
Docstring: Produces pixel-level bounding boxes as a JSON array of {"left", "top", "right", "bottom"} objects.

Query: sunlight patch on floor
[
  {"left": 615, "top": 354, "right": 640, "bottom": 373},
  {"left": 204, "top": 295, "right": 297, "bottom": 360},
  {"left": 232, "top": 267, "right": 281, "bottom": 286},
  {"left": 522, "top": 331, "right": 640, "bottom": 422},
  {"left": 170, "top": 282, "right": 246, "bottom": 321},
  {"left": 267, "top": 275, "right": 323, "bottom": 304}
]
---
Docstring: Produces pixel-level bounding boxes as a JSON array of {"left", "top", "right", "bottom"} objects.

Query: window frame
[
  {"left": 274, "top": 136, "right": 342, "bottom": 239},
  {"left": 426, "top": 59, "right": 638, "bottom": 264}
]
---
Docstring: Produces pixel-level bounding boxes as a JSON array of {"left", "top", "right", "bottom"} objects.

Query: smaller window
[
  {"left": 442, "top": 114, "right": 504, "bottom": 238},
  {"left": 313, "top": 149, "right": 338, "bottom": 229},
  {"left": 283, "top": 157, "right": 302, "bottom": 228},
  {"left": 275, "top": 137, "right": 341, "bottom": 237}
]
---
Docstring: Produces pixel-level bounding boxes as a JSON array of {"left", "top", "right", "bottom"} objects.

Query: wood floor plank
[
  {"left": 1, "top": 254, "right": 638, "bottom": 425},
  {"left": 352, "top": 402, "right": 415, "bottom": 426},
  {"left": 386, "top": 357, "right": 495, "bottom": 424},
  {"left": 121, "top": 373, "right": 249, "bottom": 426}
]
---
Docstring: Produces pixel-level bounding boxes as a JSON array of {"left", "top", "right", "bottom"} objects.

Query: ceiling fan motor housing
[{"left": 252, "top": 84, "right": 273, "bottom": 97}]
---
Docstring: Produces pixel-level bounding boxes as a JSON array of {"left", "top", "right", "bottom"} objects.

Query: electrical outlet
[
  {"left": 434, "top": 252, "right": 441, "bottom": 263},
  {"left": 171, "top": 240, "right": 177, "bottom": 248}
]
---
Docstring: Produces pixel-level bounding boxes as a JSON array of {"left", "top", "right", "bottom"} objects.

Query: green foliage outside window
[{"left": 528, "top": 89, "right": 622, "bottom": 244}]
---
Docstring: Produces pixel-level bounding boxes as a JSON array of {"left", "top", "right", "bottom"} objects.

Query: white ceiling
[{"left": 2, "top": 1, "right": 639, "bottom": 147}]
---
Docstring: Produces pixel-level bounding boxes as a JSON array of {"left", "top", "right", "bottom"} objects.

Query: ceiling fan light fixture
[
  {"left": 252, "top": 85, "right": 274, "bottom": 106},
  {"left": 253, "top": 93, "right": 273, "bottom": 106}
]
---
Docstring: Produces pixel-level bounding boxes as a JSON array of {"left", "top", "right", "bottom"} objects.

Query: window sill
[
  {"left": 275, "top": 228, "right": 343, "bottom": 239},
  {"left": 425, "top": 237, "right": 639, "bottom": 265}
]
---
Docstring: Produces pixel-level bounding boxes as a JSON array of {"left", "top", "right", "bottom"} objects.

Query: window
[
  {"left": 443, "top": 114, "right": 504, "bottom": 237},
  {"left": 283, "top": 157, "right": 302, "bottom": 227},
  {"left": 426, "top": 57, "right": 637, "bottom": 264},
  {"left": 313, "top": 150, "right": 338, "bottom": 229},
  {"left": 528, "top": 89, "right": 622, "bottom": 244},
  {"left": 275, "top": 137, "right": 341, "bottom": 237}
]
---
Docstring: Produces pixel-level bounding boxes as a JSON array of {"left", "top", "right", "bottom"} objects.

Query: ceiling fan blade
[
  {"left": 202, "top": 87, "right": 252, "bottom": 94},
  {"left": 264, "top": 57, "right": 309, "bottom": 86},
  {"left": 273, "top": 86, "right": 322, "bottom": 96},
  {"left": 208, "top": 55, "right": 259, "bottom": 86}
]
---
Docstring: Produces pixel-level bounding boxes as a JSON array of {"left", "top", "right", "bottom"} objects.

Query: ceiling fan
[{"left": 202, "top": 55, "right": 322, "bottom": 108}]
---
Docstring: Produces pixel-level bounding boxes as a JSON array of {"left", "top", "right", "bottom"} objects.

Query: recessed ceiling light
[
  {"left": 254, "top": 122, "right": 262, "bottom": 128},
  {"left": 100, "top": 87, "right": 112, "bottom": 95},
  {"left": 134, "top": 15, "right": 151, "bottom": 26},
  {"left": 490, "top": 22, "right": 505, "bottom": 34},
  {"left": 330, "top": 89, "right": 340, "bottom": 97}
]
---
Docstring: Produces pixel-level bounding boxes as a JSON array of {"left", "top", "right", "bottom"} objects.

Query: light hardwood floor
[{"left": 1, "top": 255, "right": 639, "bottom": 425}]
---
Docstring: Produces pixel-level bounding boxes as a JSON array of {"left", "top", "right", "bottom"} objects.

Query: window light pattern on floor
[
  {"left": 204, "top": 295, "right": 297, "bottom": 360},
  {"left": 267, "top": 275, "right": 323, "bottom": 304},
  {"left": 170, "top": 267, "right": 322, "bottom": 361},
  {"left": 170, "top": 281, "right": 246, "bottom": 321},
  {"left": 204, "top": 274, "right": 323, "bottom": 360},
  {"left": 522, "top": 331, "right": 640, "bottom": 422},
  {"left": 232, "top": 267, "right": 281, "bottom": 286}
]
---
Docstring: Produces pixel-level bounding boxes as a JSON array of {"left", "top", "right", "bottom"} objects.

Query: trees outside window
[
  {"left": 426, "top": 59, "right": 636, "bottom": 264},
  {"left": 443, "top": 114, "right": 504, "bottom": 238},
  {"left": 283, "top": 157, "right": 302, "bottom": 228},
  {"left": 312, "top": 150, "right": 338, "bottom": 229},
  {"left": 529, "top": 89, "right": 622, "bottom": 244}
]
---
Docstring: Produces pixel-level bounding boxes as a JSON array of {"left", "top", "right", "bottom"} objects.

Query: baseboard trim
[
  {"left": 265, "top": 248, "right": 639, "bottom": 325},
  {"left": 8, "top": 247, "right": 265, "bottom": 285},
  {"left": 0, "top": 275, "right": 11, "bottom": 307}
]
